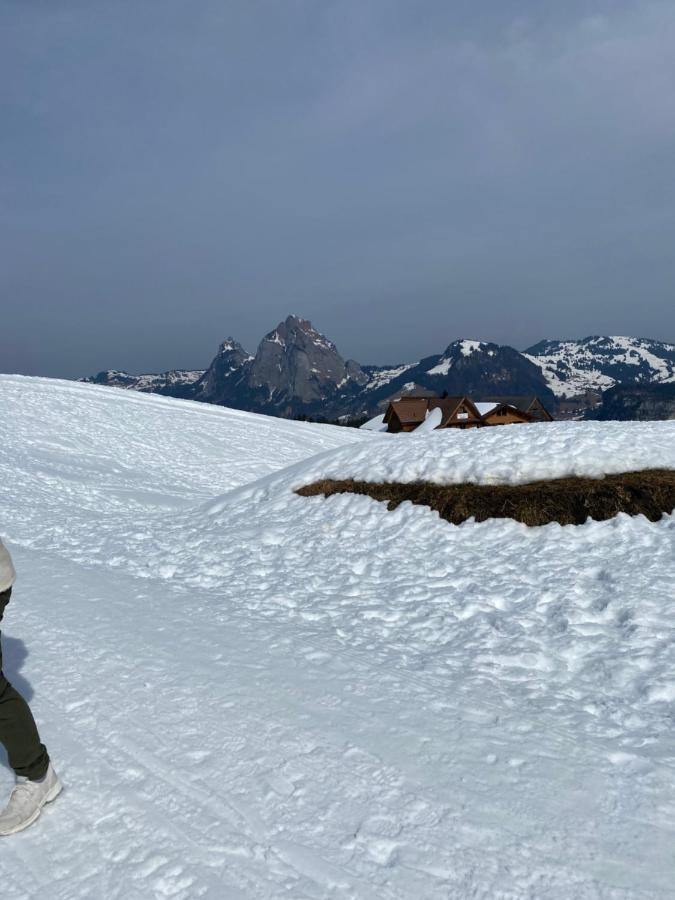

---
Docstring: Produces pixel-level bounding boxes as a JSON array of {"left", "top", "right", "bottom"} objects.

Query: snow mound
[{"left": 283, "top": 420, "right": 675, "bottom": 489}]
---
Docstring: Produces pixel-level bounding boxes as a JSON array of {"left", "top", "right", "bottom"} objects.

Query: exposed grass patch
[{"left": 296, "top": 470, "right": 675, "bottom": 527}]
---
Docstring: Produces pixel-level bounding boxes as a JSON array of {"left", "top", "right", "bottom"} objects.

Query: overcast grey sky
[{"left": 2, "top": 1, "right": 675, "bottom": 377}]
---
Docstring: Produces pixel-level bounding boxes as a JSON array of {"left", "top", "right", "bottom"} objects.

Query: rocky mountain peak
[
  {"left": 261, "top": 315, "right": 338, "bottom": 352},
  {"left": 217, "top": 337, "right": 248, "bottom": 356},
  {"left": 194, "top": 337, "right": 252, "bottom": 401},
  {"left": 248, "top": 317, "right": 362, "bottom": 404}
]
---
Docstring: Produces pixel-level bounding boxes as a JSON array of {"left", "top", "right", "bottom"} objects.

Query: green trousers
[{"left": 0, "top": 589, "right": 50, "bottom": 781}]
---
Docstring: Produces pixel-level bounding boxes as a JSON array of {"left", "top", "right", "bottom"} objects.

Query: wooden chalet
[
  {"left": 384, "top": 396, "right": 483, "bottom": 433},
  {"left": 479, "top": 396, "right": 554, "bottom": 422},
  {"left": 474, "top": 401, "right": 534, "bottom": 426},
  {"left": 383, "top": 392, "right": 554, "bottom": 433}
]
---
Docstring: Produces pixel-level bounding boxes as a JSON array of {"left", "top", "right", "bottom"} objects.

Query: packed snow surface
[{"left": 1, "top": 375, "right": 674, "bottom": 898}]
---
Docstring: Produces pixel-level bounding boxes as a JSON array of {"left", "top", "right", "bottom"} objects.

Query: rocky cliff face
[
  {"left": 188, "top": 316, "right": 367, "bottom": 416},
  {"left": 246, "top": 316, "right": 366, "bottom": 412}
]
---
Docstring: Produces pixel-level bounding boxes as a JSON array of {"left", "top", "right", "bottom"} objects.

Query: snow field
[{"left": 0, "top": 375, "right": 674, "bottom": 898}]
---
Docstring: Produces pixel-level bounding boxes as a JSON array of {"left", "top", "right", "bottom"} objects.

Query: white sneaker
[{"left": 0, "top": 763, "right": 62, "bottom": 836}]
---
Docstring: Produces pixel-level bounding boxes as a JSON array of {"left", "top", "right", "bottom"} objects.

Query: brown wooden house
[
  {"left": 384, "top": 396, "right": 483, "bottom": 432},
  {"left": 383, "top": 392, "right": 554, "bottom": 433},
  {"left": 383, "top": 397, "right": 429, "bottom": 432},
  {"left": 479, "top": 396, "right": 554, "bottom": 422},
  {"left": 474, "top": 401, "right": 534, "bottom": 426}
]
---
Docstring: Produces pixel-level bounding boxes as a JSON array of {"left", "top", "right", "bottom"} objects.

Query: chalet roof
[
  {"left": 480, "top": 395, "right": 540, "bottom": 410},
  {"left": 388, "top": 398, "right": 429, "bottom": 424},
  {"left": 481, "top": 405, "right": 533, "bottom": 422},
  {"left": 480, "top": 395, "right": 554, "bottom": 421},
  {"left": 427, "top": 396, "right": 482, "bottom": 427},
  {"left": 399, "top": 389, "right": 439, "bottom": 399}
]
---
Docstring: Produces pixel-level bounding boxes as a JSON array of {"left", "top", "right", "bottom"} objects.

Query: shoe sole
[{"left": 0, "top": 780, "right": 63, "bottom": 837}]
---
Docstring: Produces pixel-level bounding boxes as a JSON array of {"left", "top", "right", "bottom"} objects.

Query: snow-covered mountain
[
  {"left": 83, "top": 323, "right": 675, "bottom": 419},
  {"left": 524, "top": 335, "right": 675, "bottom": 398},
  {"left": 83, "top": 367, "right": 205, "bottom": 398},
  {"left": 2, "top": 374, "right": 674, "bottom": 896},
  {"left": 348, "top": 339, "right": 555, "bottom": 417},
  {"left": 422, "top": 338, "right": 551, "bottom": 396}
]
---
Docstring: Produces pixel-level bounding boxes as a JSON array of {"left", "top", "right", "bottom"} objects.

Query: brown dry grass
[{"left": 296, "top": 470, "right": 675, "bottom": 527}]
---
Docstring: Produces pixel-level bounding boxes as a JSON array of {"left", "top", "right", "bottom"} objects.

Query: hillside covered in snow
[
  {"left": 524, "top": 336, "right": 675, "bottom": 398},
  {"left": 0, "top": 376, "right": 674, "bottom": 898}
]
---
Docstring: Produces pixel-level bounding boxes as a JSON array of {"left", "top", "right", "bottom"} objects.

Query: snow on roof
[
  {"left": 475, "top": 402, "right": 499, "bottom": 415},
  {"left": 411, "top": 405, "right": 443, "bottom": 434},
  {"left": 360, "top": 413, "right": 388, "bottom": 432}
]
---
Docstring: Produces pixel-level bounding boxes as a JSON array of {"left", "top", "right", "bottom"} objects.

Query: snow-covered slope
[
  {"left": 361, "top": 363, "right": 417, "bottom": 392},
  {"left": 525, "top": 336, "right": 675, "bottom": 397},
  {"left": 1, "top": 376, "right": 674, "bottom": 898},
  {"left": 0, "top": 375, "right": 367, "bottom": 511}
]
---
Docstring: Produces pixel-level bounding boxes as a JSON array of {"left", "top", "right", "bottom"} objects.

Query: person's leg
[{"left": 0, "top": 589, "right": 50, "bottom": 781}]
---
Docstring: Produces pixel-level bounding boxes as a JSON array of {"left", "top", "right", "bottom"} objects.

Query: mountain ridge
[{"left": 82, "top": 317, "right": 675, "bottom": 420}]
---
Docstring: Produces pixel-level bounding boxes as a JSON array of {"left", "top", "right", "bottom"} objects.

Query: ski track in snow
[{"left": 0, "top": 375, "right": 674, "bottom": 898}]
